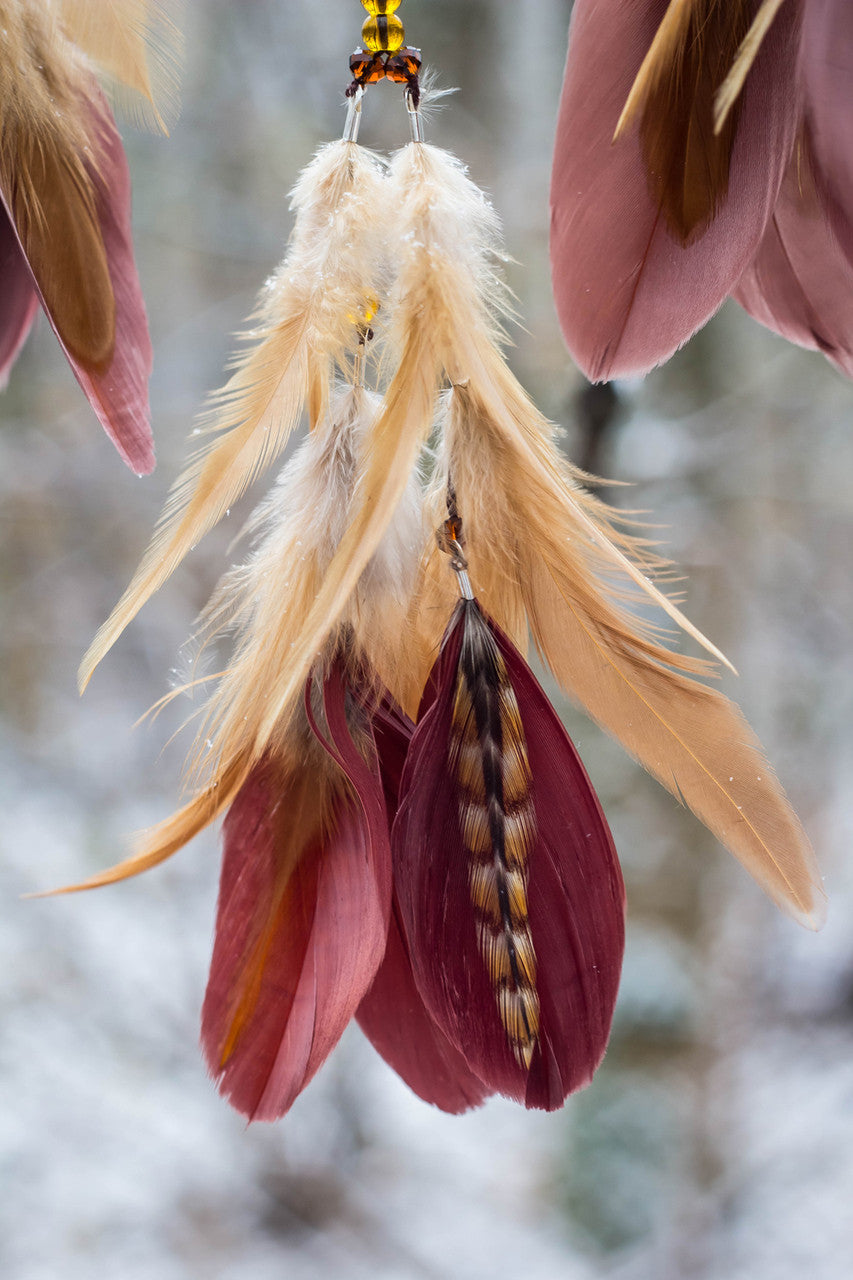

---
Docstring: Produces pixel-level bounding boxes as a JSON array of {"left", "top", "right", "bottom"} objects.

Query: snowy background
[{"left": 2, "top": 1, "right": 853, "bottom": 1277}]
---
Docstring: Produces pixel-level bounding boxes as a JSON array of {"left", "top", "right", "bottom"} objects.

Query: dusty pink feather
[
  {"left": 392, "top": 609, "right": 625, "bottom": 1111},
  {"left": 801, "top": 0, "right": 853, "bottom": 267},
  {"left": 550, "top": 0, "right": 802, "bottom": 380},
  {"left": 735, "top": 134, "right": 853, "bottom": 376}
]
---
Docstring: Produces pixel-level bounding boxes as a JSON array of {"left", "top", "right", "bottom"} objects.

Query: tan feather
[
  {"left": 179, "top": 384, "right": 425, "bottom": 792},
  {"left": 0, "top": 1, "right": 115, "bottom": 365},
  {"left": 79, "top": 140, "right": 389, "bottom": 692},
  {"left": 714, "top": 0, "right": 788, "bottom": 135},
  {"left": 59, "top": 0, "right": 183, "bottom": 133},
  {"left": 433, "top": 382, "right": 825, "bottom": 929},
  {"left": 614, "top": 0, "right": 752, "bottom": 242}
]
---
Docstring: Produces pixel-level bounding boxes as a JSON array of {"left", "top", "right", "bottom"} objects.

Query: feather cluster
[
  {"left": 0, "top": 0, "right": 182, "bottom": 472},
  {"left": 551, "top": 0, "right": 853, "bottom": 380},
  {"left": 73, "top": 116, "right": 824, "bottom": 1119}
]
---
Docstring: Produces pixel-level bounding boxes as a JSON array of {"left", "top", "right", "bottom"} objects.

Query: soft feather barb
[
  {"left": 80, "top": 140, "right": 390, "bottom": 691},
  {"left": 59, "top": 0, "right": 183, "bottom": 133}
]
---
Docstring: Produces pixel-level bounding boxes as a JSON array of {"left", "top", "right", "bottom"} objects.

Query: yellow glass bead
[
  {"left": 362, "top": 13, "right": 405, "bottom": 53},
  {"left": 362, "top": 0, "right": 401, "bottom": 13}
]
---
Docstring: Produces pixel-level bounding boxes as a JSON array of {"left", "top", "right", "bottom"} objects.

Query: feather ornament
[
  {"left": 80, "top": 139, "right": 390, "bottom": 689},
  {"left": 394, "top": 592, "right": 625, "bottom": 1109},
  {"left": 0, "top": 0, "right": 154, "bottom": 471},
  {"left": 70, "top": 73, "right": 826, "bottom": 1124}
]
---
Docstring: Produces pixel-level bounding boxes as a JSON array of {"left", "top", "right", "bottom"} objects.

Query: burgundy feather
[
  {"left": 200, "top": 664, "right": 391, "bottom": 1121},
  {"left": 734, "top": 132, "right": 853, "bottom": 377},
  {"left": 357, "top": 699, "right": 492, "bottom": 1114},
  {"left": 0, "top": 207, "right": 38, "bottom": 387},
  {"left": 0, "top": 87, "right": 154, "bottom": 473},
  {"left": 550, "top": 0, "right": 802, "bottom": 380},
  {"left": 393, "top": 606, "right": 625, "bottom": 1111}
]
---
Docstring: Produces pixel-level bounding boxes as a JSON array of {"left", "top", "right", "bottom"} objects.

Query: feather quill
[
  {"left": 80, "top": 140, "right": 389, "bottom": 689},
  {"left": 715, "top": 0, "right": 789, "bottom": 135}
]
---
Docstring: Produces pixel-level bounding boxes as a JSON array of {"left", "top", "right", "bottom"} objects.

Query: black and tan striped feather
[{"left": 448, "top": 600, "right": 539, "bottom": 1069}]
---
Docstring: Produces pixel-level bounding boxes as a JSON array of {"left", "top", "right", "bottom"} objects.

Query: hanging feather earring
[{"left": 64, "top": 3, "right": 825, "bottom": 1122}]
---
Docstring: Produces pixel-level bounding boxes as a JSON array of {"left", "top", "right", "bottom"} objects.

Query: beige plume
[
  {"left": 59, "top": 0, "right": 183, "bottom": 132},
  {"left": 79, "top": 139, "right": 390, "bottom": 691}
]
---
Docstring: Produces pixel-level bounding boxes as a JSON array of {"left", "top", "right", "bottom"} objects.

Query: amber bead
[
  {"left": 361, "top": 0, "right": 401, "bottom": 13},
  {"left": 349, "top": 49, "right": 386, "bottom": 84},
  {"left": 362, "top": 13, "right": 404, "bottom": 53},
  {"left": 385, "top": 45, "right": 421, "bottom": 82}
]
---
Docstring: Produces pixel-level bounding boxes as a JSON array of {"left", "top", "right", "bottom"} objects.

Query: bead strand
[{"left": 347, "top": 0, "right": 422, "bottom": 101}]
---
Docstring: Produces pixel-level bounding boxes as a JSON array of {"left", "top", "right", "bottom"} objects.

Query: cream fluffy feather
[
  {"left": 80, "top": 140, "right": 390, "bottom": 691},
  {"left": 59, "top": 386, "right": 425, "bottom": 891}
]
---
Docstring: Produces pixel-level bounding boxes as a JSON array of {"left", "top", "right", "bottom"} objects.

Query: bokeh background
[{"left": 2, "top": 2, "right": 853, "bottom": 1277}]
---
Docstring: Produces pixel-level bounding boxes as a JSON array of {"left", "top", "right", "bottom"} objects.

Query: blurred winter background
[{"left": 2, "top": 1, "right": 853, "bottom": 1277}]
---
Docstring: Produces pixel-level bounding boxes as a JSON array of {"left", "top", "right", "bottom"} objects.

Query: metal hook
[
  {"left": 343, "top": 86, "right": 365, "bottom": 143},
  {"left": 406, "top": 86, "right": 424, "bottom": 143}
]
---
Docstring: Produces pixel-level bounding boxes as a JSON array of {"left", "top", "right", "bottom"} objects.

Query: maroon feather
[
  {"left": 0, "top": 87, "right": 154, "bottom": 473},
  {"left": 357, "top": 699, "right": 493, "bottom": 1114},
  {"left": 0, "top": 207, "right": 38, "bottom": 387},
  {"left": 393, "top": 606, "right": 625, "bottom": 1111},
  {"left": 200, "top": 664, "right": 391, "bottom": 1121},
  {"left": 734, "top": 132, "right": 853, "bottom": 377},
  {"left": 550, "top": 0, "right": 802, "bottom": 380}
]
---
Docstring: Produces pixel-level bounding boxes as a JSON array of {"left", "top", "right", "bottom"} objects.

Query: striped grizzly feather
[{"left": 450, "top": 600, "right": 539, "bottom": 1069}]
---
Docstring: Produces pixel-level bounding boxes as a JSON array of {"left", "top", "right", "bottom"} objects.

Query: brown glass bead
[
  {"left": 362, "top": 13, "right": 404, "bottom": 53},
  {"left": 385, "top": 46, "right": 421, "bottom": 82},
  {"left": 349, "top": 49, "right": 386, "bottom": 84}
]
